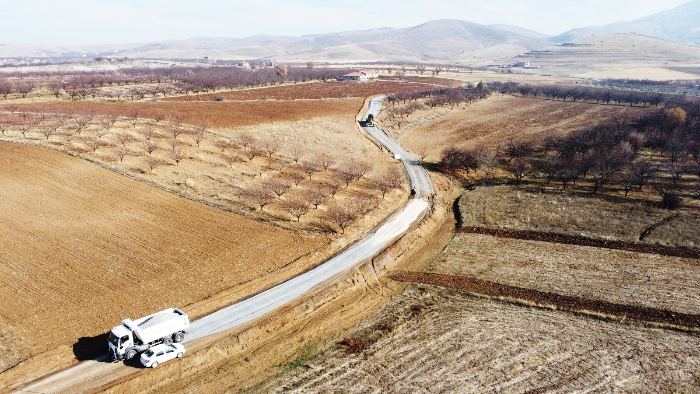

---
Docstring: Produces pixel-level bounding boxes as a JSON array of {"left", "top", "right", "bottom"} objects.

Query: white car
[{"left": 140, "top": 343, "right": 185, "bottom": 368}]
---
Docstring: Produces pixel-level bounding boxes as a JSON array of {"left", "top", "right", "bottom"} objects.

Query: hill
[
  {"left": 517, "top": 33, "right": 700, "bottom": 79},
  {"left": 555, "top": 0, "right": 700, "bottom": 46},
  {"left": 0, "top": 20, "right": 550, "bottom": 64}
]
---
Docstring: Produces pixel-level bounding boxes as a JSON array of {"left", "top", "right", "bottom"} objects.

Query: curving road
[{"left": 17, "top": 96, "right": 434, "bottom": 393}]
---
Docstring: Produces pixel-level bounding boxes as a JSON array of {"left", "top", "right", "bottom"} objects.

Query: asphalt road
[
  {"left": 17, "top": 96, "right": 435, "bottom": 393},
  {"left": 363, "top": 96, "right": 434, "bottom": 199}
]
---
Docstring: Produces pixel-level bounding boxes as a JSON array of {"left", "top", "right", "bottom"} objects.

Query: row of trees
[
  {"left": 441, "top": 105, "right": 700, "bottom": 209},
  {"left": 385, "top": 83, "right": 492, "bottom": 120},
  {"left": 0, "top": 66, "right": 351, "bottom": 100},
  {"left": 493, "top": 82, "right": 700, "bottom": 109}
]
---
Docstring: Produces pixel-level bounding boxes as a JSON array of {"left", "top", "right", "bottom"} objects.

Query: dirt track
[{"left": 0, "top": 142, "right": 325, "bottom": 371}]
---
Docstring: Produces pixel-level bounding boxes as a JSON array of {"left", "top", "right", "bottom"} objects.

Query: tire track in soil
[
  {"left": 459, "top": 226, "right": 700, "bottom": 260},
  {"left": 390, "top": 271, "right": 700, "bottom": 334}
]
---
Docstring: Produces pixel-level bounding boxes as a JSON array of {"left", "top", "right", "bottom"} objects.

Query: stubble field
[{"left": 254, "top": 285, "right": 700, "bottom": 393}]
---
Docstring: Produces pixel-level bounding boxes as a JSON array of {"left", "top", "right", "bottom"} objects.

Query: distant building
[
  {"left": 514, "top": 61, "right": 531, "bottom": 68},
  {"left": 341, "top": 71, "right": 377, "bottom": 82}
]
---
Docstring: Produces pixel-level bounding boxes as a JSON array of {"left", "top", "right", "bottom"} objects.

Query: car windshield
[
  {"left": 144, "top": 349, "right": 154, "bottom": 357},
  {"left": 108, "top": 332, "right": 119, "bottom": 345}
]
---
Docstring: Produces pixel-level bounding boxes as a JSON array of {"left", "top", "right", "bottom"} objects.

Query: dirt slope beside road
[{"left": 0, "top": 142, "right": 325, "bottom": 371}]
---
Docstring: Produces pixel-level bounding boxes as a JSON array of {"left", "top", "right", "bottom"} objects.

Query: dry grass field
[
  {"left": 459, "top": 186, "right": 700, "bottom": 248},
  {"left": 380, "top": 95, "right": 648, "bottom": 162},
  {"left": 0, "top": 142, "right": 327, "bottom": 371},
  {"left": 167, "top": 81, "right": 449, "bottom": 101},
  {"left": 2, "top": 98, "right": 363, "bottom": 128},
  {"left": 254, "top": 285, "right": 700, "bottom": 393},
  {"left": 429, "top": 233, "right": 700, "bottom": 315}
]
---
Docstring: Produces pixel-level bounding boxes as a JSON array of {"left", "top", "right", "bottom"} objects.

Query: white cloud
[{"left": 0, "top": 0, "right": 690, "bottom": 45}]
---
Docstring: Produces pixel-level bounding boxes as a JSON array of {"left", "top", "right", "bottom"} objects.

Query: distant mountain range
[
  {"left": 92, "top": 20, "right": 549, "bottom": 64},
  {"left": 1, "top": 1, "right": 699, "bottom": 64},
  {"left": 555, "top": 0, "right": 700, "bottom": 46}
]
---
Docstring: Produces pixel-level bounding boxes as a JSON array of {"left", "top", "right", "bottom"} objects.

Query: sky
[{"left": 0, "top": 0, "right": 690, "bottom": 46}]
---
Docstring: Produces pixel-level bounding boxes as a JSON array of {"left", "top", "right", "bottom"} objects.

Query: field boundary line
[
  {"left": 390, "top": 271, "right": 700, "bottom": 335},
  {"left": 459, "top": 226, "right": 700, "bottom": 259}
]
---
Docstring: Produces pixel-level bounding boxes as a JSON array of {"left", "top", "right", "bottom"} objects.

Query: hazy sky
[{"left": 0, "top": 0, "right": 690, "bottom": 46}]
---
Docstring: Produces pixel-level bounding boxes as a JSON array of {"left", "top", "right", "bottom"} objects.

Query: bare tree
[
  {"left": 170, "top": 148, "right": 186, "bottom": 165},
  {"left": 193, "top": 126, "right": 207, "bottom": 147},
  {"left": 116, "top": 132, "right": 136, "bottom": 147},
  {"left": 114, "top": 145, "right": 130, "bottom": 162},
  {"left": 127, "top": 108, "right": 140, "bottom": 127},
  {"left": 0, "top": 79, "right": 12, "bottom": 99},
  {"left": 214, "top": 138, "right": 232, "bottom": 153},
  {"left": 324, "top": 202, "right": 361, "bottom": 234},
  {"left": 325, "top": 173, "right": 344, "bottom": 195},
  {"left": 298, "top": 160, "right": 320, "bottom": 179},
  {"left": 84, "top": 138, "right": 105, "bottom": 153},
  {"left": 141, "top": 125, "right": 157, "bottom": 142},
  {"left": 280, "top": 169, "right": 304, "bottom": 186},
  {"left": 287, "top": 145, "right": 304, "bottom": 163},
  {"left": 372, "top": 166, "right": 404, "bottom": 197},
  {"left": 145, "top": 156, "right": 164, "bottom": 173},
  {"left": 143, "top": 140, "right": 159, "bottom": 155},
  {"left": 262, "top": 178, "right": 292, "bottom": 197},
  {"left": 315, "top": 152, "right": 335, "bottom": 171},
  {"left": 281, "top": 197, "right": 309, "bottom": 222},
  {"left": 302, "top": 186, "right": 328, "bottom": 209},
  {"left": 153, "top": 111, "right": 166, "bottom": 123},
  {"left": 242, "top": 186, "right": 275, "bottom": 211},
  {"left": 348, "top": 160, "right": 371, "bottom": 181},
  {"left": 262, "top": 137, "right": 280, "bottom": 157},
  {"left": 168, "top": 125, "right": 186, "bottom": 140},
  {"left": 100, "top": 112, "right": 119, "bottom": 131},
  {"left": 74, "top": 116, "right": 91, "bottom": 135},
  {"left": 16, "top": 81, "right": 34, "bottom": 98}
]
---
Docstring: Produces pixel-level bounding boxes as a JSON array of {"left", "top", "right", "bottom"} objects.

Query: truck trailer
[{"left": 108, "top": 308, "right": 189, "bottom": 361}]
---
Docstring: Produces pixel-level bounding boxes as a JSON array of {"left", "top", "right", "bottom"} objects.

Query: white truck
[{"left": 108, "top": 308, "right": 189, "bottom": 361}]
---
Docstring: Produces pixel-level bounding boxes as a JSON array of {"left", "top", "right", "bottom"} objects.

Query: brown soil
[
  {"left": 380, "top": 94, "right": 649, "bottom": 162},
  {"left": 253, "top": 285, "right": 700, "bottom": 393},
  {"left": 428, "top": 233, "right": 700, "bottom": 316},
  {"left": 0, "top": 142, "right": 325, "bottom": 371},
  {"left": 1, "top": 98, "right": 364, "bottom": 128},
  {"left": 167, "top": 81, "right": 446, "bottom": 102}
]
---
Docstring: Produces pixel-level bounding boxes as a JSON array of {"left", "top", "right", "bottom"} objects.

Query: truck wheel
[
  {"left": 151, "top": 361, "right": 158, "bottom": 368},
  {"left": 177, "top": 352, "right": 183, "bottom": 358},
  {"left": 162, "top": 337, "right": 173, "bottom": 345},
  {"left": 125, "top": 349, "right": 137, "bottom": 360},
  {"left": 173, "top": 332, "right": 185, "bottom": 343}
]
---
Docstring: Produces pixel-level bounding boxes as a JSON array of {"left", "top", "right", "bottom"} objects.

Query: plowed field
[
  {"left": 2, "top": 98, "right": 363, "bottom": 128},
  {"left": 254, "top": 285, "right": 700, "bottom": 393},
  {"left": 167, "top": 81, "right": 448, "bottom": 102},
  {"left": 0, "top": 142, "right": 325, "bottom": 371}
]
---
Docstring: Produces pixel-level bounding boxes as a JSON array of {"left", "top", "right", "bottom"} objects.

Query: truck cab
[{"left": 108, "top": 308, "right": 189, "bottom": 361}]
